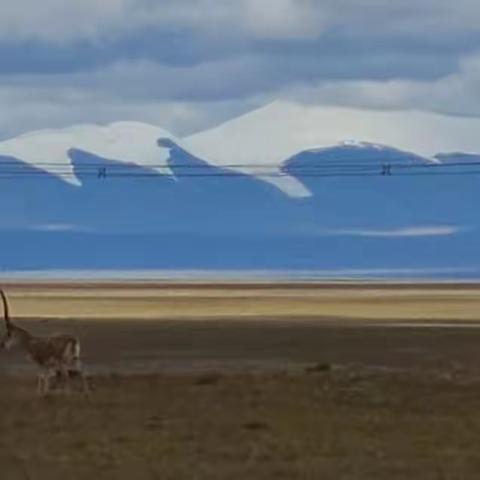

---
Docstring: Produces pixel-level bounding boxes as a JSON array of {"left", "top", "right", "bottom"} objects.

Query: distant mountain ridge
[{"left": 2, "top": 102, "right": 480, "bottom": 274}]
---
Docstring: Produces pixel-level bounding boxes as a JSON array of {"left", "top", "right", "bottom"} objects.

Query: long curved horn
[{"left": 0, "top": 289, "right": 11, "bottom": 332}]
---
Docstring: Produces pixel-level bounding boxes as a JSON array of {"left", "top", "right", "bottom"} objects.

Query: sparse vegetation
[
  {"left": 2, "top": 368, "right": 480, "bottom": 479},
  {"left": 1, "top": 282, "right": 480, "bottom": 479}
]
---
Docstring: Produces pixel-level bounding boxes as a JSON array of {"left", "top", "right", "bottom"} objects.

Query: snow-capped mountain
[
  {"left": 0, "top": 121, "right": 177, "bottom": 182},
  {"left": 2, "top": 102, "right": 480, "bottom": 275},
  {"left": 283, "top": 142, "right": 435, "bottom": 171},
  {"left": 186, "top": 100, "right": 480, "bottom": 196},
  {"left": 281, "top": 142, "right": 480, "bottom": 230},
  {"left": 187, "top": 100, "right": 480, "bottom": 159},
  {"left": 0, "top": 131, "right": 305, "bottom": 234},
  {"left": 3, "top": 101, "right": 480, "bottom": 197}
]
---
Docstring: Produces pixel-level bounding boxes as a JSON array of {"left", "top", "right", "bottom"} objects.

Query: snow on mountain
[
  {"left": 185, "top": 100, "right": 480, "bottom": 196},
  {"left": 284, "top": 142, "right": 435, "bottom": 172},
  {"left": 0, "top": 121, "right": 178, "bottom": 183},
  {"left": 324, "top": 141, "right": 438, "bottom": 163},
  {"left": 3, "top": 100, "right": 480, "bottom": 199},
  {"left": 3, "top": 103, "right": 480, "bottom": 274}
]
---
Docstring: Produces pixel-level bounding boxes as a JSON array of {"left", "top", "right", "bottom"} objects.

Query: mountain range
[{"left": 1, "top": 101, "right": 480, "bottom": 277}]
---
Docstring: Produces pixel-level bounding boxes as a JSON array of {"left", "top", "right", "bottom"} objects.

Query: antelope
[{"left": 0, "top": 289, "right": 89, "bottom": 394}]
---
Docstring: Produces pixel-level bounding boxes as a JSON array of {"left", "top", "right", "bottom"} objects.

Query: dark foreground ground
[{"left": 2, "top": 319, "right": 480, "bottom": 478}]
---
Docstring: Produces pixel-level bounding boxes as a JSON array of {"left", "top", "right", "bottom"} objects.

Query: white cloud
[
  {"left": 0, "top": 55, "right": 274, "bottom": 103},
  {"left": 325, "top": 226, "right": 461, "bottom": 238},
  {"left": 288, "top": 51, "right": 480, "bottom": 119},
  {"left": 33, "top": 224, "right": 86, "bottom": 232}
]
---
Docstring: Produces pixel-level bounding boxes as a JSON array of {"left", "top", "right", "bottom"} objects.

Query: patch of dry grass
[
  {"left": 1, "top": 368, "right": 480, "bottom": 479},
  {"left": 3, "top": 283, "right": 480, "bottom": 320},
  {"left": 1, "top": 283, "right": 480, "bottom": 478}
]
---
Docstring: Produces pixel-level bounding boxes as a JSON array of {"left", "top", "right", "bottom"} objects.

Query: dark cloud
[
  {"left": 0, "top": 16, "right": 476, "bottom": 82},
  {"left": 1, "top": 0, "right": 480, "bottom": 136}
]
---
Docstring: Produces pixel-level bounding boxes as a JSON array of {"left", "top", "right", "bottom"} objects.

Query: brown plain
[
  {"left": 4, "top": 281, "right": 480, "bottom": 321},
  {"left": 2, "top": 282, "right": 480, "bottom": 479}
]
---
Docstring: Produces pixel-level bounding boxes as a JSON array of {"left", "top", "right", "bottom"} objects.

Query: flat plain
[{"left": 2, "top": 282, "right": 480, "bottom": 479}]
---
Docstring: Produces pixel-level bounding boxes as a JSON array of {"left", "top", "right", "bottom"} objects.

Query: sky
[{"left": 2, "top": 0, "right": 480, "bottom": 139}]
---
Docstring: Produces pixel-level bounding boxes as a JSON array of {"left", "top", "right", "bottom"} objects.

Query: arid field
[
  {"left": 2, "top": 282, "right": 480, "bottom": 479},
  {"left": 5, "top": 281, "right": 480, "bottom": 321}
]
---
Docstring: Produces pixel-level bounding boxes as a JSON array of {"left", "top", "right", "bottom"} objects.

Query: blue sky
[{"left": 2, "top": 0, "right": 480, "bottom": 139}]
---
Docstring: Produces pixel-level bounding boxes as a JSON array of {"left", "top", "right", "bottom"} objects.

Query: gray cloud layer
[{"left": 1, "top": 0, "right": 480, "bottom": 137}]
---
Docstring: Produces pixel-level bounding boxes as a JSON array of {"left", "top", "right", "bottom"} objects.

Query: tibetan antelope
[{"left": 0, "top": 289, "right": 89, "bottom": 394}]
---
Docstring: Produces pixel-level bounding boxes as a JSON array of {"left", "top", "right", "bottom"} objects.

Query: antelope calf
[{"left": 0, "top": 289, "right": 89, "bottom": 394}]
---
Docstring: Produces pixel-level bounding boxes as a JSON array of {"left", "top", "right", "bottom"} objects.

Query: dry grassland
[
  {"left": 3, "top": 282, "right": 480, "bottom": 321},
  {"left": 1, "top": 282, "right": 480, "bottom": 479}
]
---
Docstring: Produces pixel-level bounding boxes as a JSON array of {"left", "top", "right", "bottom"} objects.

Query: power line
[
  {"left": 0, "top": 159, "right": 480, "bottom": 180},
  {"left": 1, "top": 172, "right": 480, "bottom": 181},
  {"left": 1, "top": 160, "right": 480, "bottom": 169}
]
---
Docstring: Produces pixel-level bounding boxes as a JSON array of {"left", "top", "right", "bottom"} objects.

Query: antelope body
[{"left": 0, "top": 289, "right": 89, "bottom": 394}]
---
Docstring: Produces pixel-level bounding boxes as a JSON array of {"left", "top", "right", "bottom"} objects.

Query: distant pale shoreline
[{"left": 0, "top": 267, "right": 478, "bottom": 284}]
